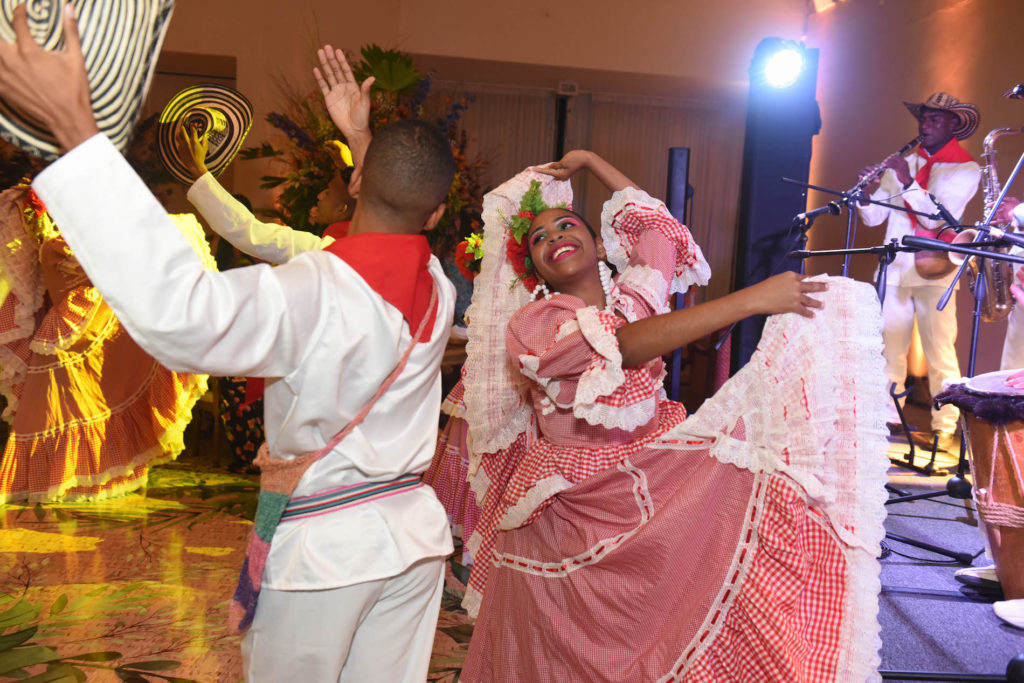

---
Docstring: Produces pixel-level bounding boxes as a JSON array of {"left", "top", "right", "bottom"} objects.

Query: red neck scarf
[
  {"left": 242, "top": 232, "right": 437, "bottom": 408},
  {"left": 322, "top": 232, "right": 437, "bottom": 342},
  {"left": 908, "top": 137, "right": 975, "bottom": 234},
  {"left": 915, "top": 137, "right": 974, "bottom": 190}
]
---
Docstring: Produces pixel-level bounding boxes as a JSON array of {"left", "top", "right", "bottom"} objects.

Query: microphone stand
[
  {"left": 714, "top": 182, "right": 944, "bottom": 353},
  {"left": 712, "top": 210, "right": 824, "bottom": 353}
]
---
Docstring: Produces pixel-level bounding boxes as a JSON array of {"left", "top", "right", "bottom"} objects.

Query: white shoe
[
  {"left": 954, "top": 564, "right": 1000, "bottom": 586},
  {"left": 994, "top": 599, "right": 1024, "bottom": 629}
]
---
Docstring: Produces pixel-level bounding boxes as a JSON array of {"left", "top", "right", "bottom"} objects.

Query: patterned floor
[
  {"left": 0, "top": 464, "right": 472, "bottom": 682},
  {"left": 1, "top": 414, "right": 1017, "bottom": 682}
]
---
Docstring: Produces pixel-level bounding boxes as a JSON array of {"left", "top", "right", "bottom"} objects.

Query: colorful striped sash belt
[{"left": 280, "top": 473, "right": 425, "bottom": 523}]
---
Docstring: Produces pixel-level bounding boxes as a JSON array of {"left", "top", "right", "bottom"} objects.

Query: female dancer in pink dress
[
  {"left": 0, "top": 185, "right": 211, "bottom": 503},
  {"left": 460, "top": 151, "right": 890, "bottom": 681}
]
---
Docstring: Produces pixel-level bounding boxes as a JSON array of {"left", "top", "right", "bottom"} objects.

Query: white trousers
[
  {"left": 881, "top": 283, "right": 960, "bottom": 432},
  {"left": 1002, "top": 306, "right": 1024, "bottom": 371},
  {"left": 241, "top": 556, "right": 445, "bottom": 683}
]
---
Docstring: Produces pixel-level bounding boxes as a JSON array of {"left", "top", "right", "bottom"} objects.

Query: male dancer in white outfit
[
  {"left": 858, "top": 92, "right": 981, "bottom": 451},
  {"left": 0, "top": 13, "right": 455, "bottom": 682}
]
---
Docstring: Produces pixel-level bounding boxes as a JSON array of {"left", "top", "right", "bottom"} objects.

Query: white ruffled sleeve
[{"left": 600, "top": 186, "right": 711, "bottom": 297}]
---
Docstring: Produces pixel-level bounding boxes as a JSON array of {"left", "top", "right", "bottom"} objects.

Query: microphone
[
  {"left": 793, "top": 201, "right": 841, "bottom": 225},
  {"left": 927, "top": 193, "right": 960, "bottom": 227},
  {"left": 1004, "top": 84, "right": 1024, "bottom": 100}
]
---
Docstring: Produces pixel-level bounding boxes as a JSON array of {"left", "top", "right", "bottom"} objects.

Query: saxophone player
[{"left": 857, "top": 92, "right": 982, "bottom": 452}]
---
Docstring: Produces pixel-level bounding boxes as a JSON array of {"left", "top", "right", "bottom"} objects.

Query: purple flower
[
  {"left": 409, "top": 73, "right": 433, "bottom": 111},
  {"left": 267, "top": 113, "right": 316, "bottom": 152}
]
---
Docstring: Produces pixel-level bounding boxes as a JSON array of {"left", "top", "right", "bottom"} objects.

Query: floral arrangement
[
  {"left": 240, "top": 45, "right": 484, "bottom": 249},
  {"left": 238, "top": 101, "right": 342, "bottom": 234},
  {"left": 455, "top": 233, "right": 483, "bottom": 280}
]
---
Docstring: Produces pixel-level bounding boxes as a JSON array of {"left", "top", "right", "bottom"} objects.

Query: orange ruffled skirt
[{"left": 0, "top": 285, "right": 206, "bottom": 503}]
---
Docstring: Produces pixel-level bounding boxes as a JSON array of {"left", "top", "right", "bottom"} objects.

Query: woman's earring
[
  {"left": 598, "top": 261, "right": 614, "bottom": 311},
  {"left": 532, "top": 281, "right": 551, "bottom": 301}
]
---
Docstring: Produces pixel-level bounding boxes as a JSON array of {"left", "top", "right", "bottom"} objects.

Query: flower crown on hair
[{"left": 455, "top": 179, "right": 568, "bottom": 290}]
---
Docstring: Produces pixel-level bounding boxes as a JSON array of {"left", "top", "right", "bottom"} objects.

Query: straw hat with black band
[
  {"left": 0, "top": 0, "right": 175, "bottom": 160},
  {"left": 904, "top": 91, "right": 980, "bottom": 140}
]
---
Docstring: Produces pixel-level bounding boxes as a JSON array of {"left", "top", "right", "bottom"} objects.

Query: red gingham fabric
[
  {"left": 462, "top": 447, "right": 850, "bottom": 682},
  {"left": 609, "top": 199, "right": 702, "bottom": 278},
  {"left": 422, "top": 388, "right": 481, "bottom": 553}
]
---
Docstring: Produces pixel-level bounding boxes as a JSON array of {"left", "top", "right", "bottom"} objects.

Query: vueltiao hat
[
  {"left": 903, "top": 92, "right": 980, "bottom": 140},
  {"left": 156, "top": 83, "right": 253, "bottom": 185},
  {"left": 0, "top": 0, "right": 175, "bottom": 160}
]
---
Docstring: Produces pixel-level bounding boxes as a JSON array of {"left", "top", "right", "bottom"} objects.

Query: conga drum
[{"left": 937, "top": 370, "right": 1024, "bottom": 599}]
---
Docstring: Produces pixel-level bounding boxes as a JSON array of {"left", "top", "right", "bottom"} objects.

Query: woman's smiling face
[{"left": 526, "top": 208, "right": 603, "bottom": 289}]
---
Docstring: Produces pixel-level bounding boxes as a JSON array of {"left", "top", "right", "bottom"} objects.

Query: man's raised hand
[{"left": 314, "top": 45, "right": 373, "bottom": 164}]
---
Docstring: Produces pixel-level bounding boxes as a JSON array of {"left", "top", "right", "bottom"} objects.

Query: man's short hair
[{"left": 360, "top": 119, "right": 456, "bottom": 227}]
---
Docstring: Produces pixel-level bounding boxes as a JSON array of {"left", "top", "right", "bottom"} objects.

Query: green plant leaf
[
  {"left": 0, "top": 601, "right": 40, "bottom": 630},
  {"left": 113, "top": 674, "right": 148, "bottom": 683},
  {"left": 64, "top": 651, "right": 121, "bottom": 662},
  {"left": 32, "top": 504, "right": 45, "bottom": 522},
  {"left": 123, "top": 659, "right": 180, "bottom": 671},
  {"left": 19, "top": 662, "right": 85, "bottom": 683},
  {"left": 0, "top": 646, "right": 63, "bottom": 676},
  {"left": 439, "top": 624, "right": 475, "bottom": 644},
  {"left": 48, "top": 596, "right": 67, "bottom": 617},
  {"left": 0, "top": 627, "right": 38, "bottom": 652},
  {"left": 354, "top": 44, "right": 421, "bottom": 94}
]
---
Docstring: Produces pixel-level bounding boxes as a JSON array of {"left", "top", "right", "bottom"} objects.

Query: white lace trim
[
  {"left": 518, "top": 354, "right": 566, "bottom": 408},
  {"left": 618, "top": 264, "right": 671, "bottom": 315},
  {"left": 441, "top": 396, "right": 465, "bottom": 418},
  {"left": 554, "top": 318, "right": 579, "bottom": 341},
  {"left": 463, "top": 169, "right": 573, "bottom": 457},
  {"left": 494, "top": 458, "right": 653, "bottom": 571},
  {"left": 576, "top": 307, "right": 620, "bottom": 363},
  {"left": 518, "top": 353, "right": 549, "bottom": 389},
  {"left": 576, "top": 394, "right": 658, "bottom": 432},
  {"left": 462, "top": 586, "right": 483, "bottom": 619},
  {"left": 573, "top": 307, "right": 626, "bottom": 410},
  {"left": 498, "top": 473, "right": 572, "bottom": 530}
]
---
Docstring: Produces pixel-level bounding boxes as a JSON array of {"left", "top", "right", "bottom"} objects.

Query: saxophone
[{"left": 951, "top": 126, "right": 1022, "bottom": 322}]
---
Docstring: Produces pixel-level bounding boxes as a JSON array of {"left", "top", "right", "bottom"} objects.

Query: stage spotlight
[
  {"left": 763, "top": 47, "right": 805, "bottom": 88},
  {"left": 732, "top": 37, "right": 820, "bottom": 371}
]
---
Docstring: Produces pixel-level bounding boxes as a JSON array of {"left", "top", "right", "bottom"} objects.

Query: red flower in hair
[{"left": 505, "top": 232, "right": 538, "bottom": 292}]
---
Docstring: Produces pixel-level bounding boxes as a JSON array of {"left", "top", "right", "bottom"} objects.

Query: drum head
[{"left": 964, "top": 370, "right": 1024, "bottom": 396}]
